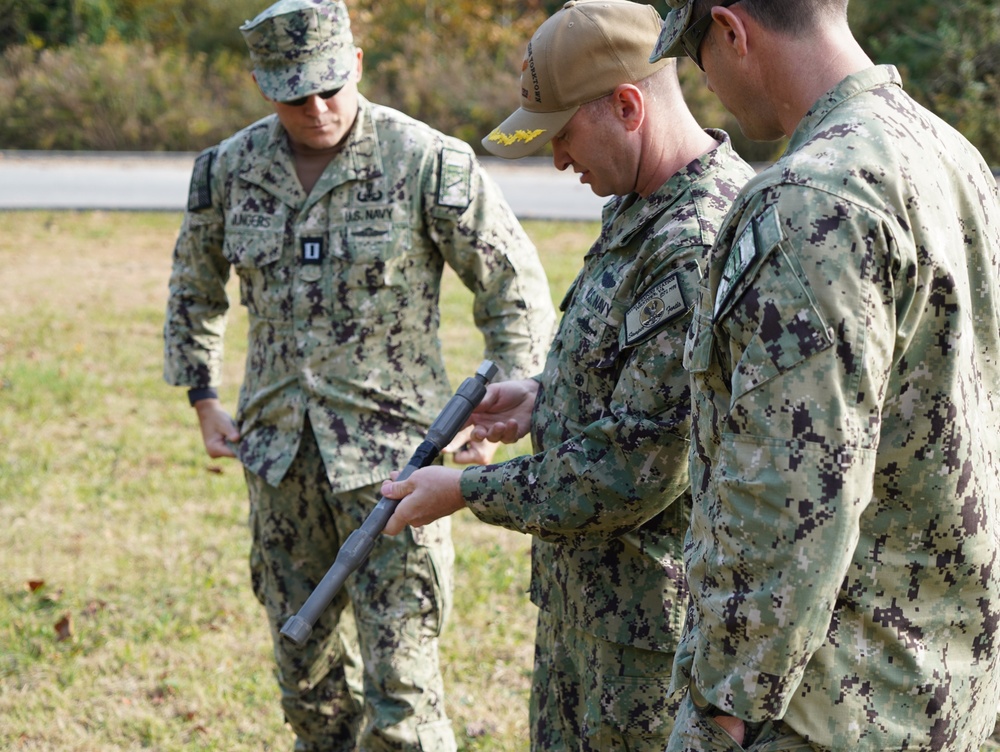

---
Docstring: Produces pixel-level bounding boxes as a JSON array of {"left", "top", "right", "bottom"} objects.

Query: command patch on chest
[{"left": 623, "top": 272, "right": 687, "bottom": 346}]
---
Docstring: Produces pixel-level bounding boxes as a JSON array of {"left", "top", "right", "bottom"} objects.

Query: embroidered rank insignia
[
  {"left": 187, "top": 147, "right": 215, "bottom": 212},
  {"left": 301, "top": 237, "right": 324, "bottom": 264},
  {"left": 437, "top": 148, "right": 473, "bottom": 209},
  {"left": 485, "top": 127, "right": 547, "bottom": 148},
  {"left": 624, "top": 272, "right": 688, "bottom": 346}
]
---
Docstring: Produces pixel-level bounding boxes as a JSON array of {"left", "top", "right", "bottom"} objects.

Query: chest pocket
[
  {"left": 222, "top": 230, "right": 285, "bottom": 318},
  {"left": 333, "top": 220, "right": 419, "bottom": 318}
]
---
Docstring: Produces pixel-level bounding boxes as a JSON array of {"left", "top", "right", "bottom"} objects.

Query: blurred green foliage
[
  {"left": 0, "top": 0, "right": 995, "bottom": 164},
  {"left": 849, "top": 0, "right": 999, "bottom": 165}
]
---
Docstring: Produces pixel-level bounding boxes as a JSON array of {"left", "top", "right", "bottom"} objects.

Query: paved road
[
  {"left": 0, "top": 150, "right": 608, "bottom": 222},
  {"left": 3, "top": 151, "right": 994, "bottom": 221}
]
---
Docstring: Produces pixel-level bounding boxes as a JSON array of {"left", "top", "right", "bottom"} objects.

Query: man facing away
[
  {"left": 162, "top": 0, "right": 556, "bottom": 749},
  {"left": 650, "top": 1, "right": 1000, "bottom": 750},
  {"left": 378, "top": 1, "right": 755, "bottom": 749}
]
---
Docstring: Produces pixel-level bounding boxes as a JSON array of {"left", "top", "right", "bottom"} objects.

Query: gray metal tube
[{"left": 280, "top": 359, "right": 500, "bottom": 645}]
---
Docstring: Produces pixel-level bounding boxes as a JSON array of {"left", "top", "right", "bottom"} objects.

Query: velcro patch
[
  {"left": 624, "top": 272, "right": 688, "bottom": 346},
  {"left": 437, "top": 148, "right": 473, "bottom": 209},
  {"left": 187, "top": 147, "right": 216, "bottom": 212},
  {"left": 714, "top": 205, "right": 782, "bottom": 317},
  {"left": 301, "top": 237, "right": 323, "bottom": 264}
]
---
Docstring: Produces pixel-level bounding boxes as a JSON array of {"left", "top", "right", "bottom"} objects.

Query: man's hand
[
  {"left": 468, "top": 379, "right": 539, "bottom": 444},
  {"left": 193, "top": 398, "right": 240, "bottom": 458},
  {"left": 379, "top": 466, "right": 465, "bottom": 535},
  {"left": 713, "top": 715, "right": 745, "bottom": 745},
  {"left": 444, "top": 425, "right": 500, "bottom": 465}
]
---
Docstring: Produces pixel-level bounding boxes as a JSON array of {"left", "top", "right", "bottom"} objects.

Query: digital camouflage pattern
[
  {"left": 460, "top": 132, "right": 755, "bottom": 749},
  {"left": 648, "top": 0, "right": 695, "bottom": 63},
  {"left": 671, "top": 66, "right": 1000, "bottom": 751},
  {"left": 163, "top": 94, "right": 555, "bottom": 750},
  {"left": 164, "top": 95, "right": 555, "bottom": 491},
  {"left": 246, "top": 426, "right": 455, "bottom": 752},
  {"left": 240, "top": 0, "right": 356, "bottom": 103},
  {"left": 531, "top": 608, "right": 677, "bottom": 752}
]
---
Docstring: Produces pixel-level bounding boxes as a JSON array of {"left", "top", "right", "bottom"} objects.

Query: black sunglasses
[
  {"left": 680, "top": 0, "right": 739, "bottom": 70},
  {"left": 281, "top": 87, "right": 344, "bottom": 107}
]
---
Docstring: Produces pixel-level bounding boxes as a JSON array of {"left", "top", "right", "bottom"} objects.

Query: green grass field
[{"left": 0, "top": 210, "right": 596, "bottom": 751}]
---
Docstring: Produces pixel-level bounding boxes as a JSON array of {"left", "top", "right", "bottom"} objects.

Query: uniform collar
[
  {"left": 788, "top": 65, "right": 902, "bottom": 153},
  {"left": 238, "top": 95, "right": 385, "bottom": 207},
  {"left": 601, "top": 129, "right": 741, "bottom": 250}
]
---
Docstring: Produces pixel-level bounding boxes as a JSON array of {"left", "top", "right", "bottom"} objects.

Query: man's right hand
[
  {"left": 193, "top": 398, "right": 240, "bottom": 458},
  {"left": 468, "top": 378, "right": 539, "bottom": 444}
]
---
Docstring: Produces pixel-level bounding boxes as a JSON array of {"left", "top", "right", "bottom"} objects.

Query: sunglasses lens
[{"left": 283, "top": 87, "right": 343, "bottom": 107}]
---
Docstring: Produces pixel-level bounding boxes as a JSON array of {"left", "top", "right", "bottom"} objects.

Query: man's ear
[
  {"left": 354, "top": 47, "right": 364, "bottom": 84},
  {"left": 250, "top": 71, "right": 270, "bottom": 101},
  {"left": 613, "top": 84, "right": 645, "bottom": 133},
  {"left": 712, "top": 5, "right": 749, "bottom": 58}
]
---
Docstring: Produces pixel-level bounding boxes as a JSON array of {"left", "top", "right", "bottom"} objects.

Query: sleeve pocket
[{"left": 728, "top": 246, "right": 833, "bottom": 402}]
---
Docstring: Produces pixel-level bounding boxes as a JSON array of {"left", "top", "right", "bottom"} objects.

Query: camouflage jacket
[
  {"left": 163, "top": 96, "right": 556, "bottom": 490},
  {"left": 675, "top": 66, "right": 1000, "bottom": 750},
  {"left": 461, "top": 133, "right": 754, "bottom": 652}
]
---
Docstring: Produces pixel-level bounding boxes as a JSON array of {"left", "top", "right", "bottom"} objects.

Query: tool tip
[{"left": 280, "top": 615, "right": 313, "bottom": 645}]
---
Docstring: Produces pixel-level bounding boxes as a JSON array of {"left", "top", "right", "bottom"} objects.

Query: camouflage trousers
[
  {"left": 245, "top": 425, "right": 457, "bottom": 752},
  {"left": 530, "top": 607, "right": 678, "bottom": 751},
  {"left": 666, "top": 688, "right": 817, "bottom": 752}
]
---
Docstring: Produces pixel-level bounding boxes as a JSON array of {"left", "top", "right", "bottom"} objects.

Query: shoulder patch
[
  {"left": 437, "top": 147, "right": 473, "bottom": 209},
  {"left": 187, "top": 147, "right": 216, "bottom": 212},
  {"left": 714, "top": 205, "right": 782, "bottom": 317},
  {"left": 624, "top": 272, "right": 689, "bottom": 346}
]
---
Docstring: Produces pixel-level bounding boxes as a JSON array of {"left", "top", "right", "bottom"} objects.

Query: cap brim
[
  {"left": 481, "top": 105, "right": 579, "bottom": 160},
  {"left": 254, "top": 51, "right": 355, "bottom": 103},
  {"left": 649, "top": 5, "right": 694, "bottom": 63}
]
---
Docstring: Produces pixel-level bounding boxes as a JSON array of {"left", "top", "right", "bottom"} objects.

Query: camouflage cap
[
  {"left": 649, "top": 0, "right": 695, "bottom": 62},
  {"left": 240, "top": 0, "right": 356, "bottom": 103},
  {"left": 482, "top": 0, "right": 669, "bottom": 160}
]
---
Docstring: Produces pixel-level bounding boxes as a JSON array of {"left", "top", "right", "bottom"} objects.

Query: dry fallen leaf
[{"left": 54, "top": 613, "right": 73, "bottom": 642}]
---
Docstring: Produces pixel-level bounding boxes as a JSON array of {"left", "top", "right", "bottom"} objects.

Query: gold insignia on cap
[{"left": 486, "top": 128, "right": 547, "bottom": 147}]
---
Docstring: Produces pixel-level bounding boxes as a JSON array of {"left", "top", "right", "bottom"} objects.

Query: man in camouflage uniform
[
  {"left": 162, "top": 1, "right": 556, "bottom": 749},
  {"left": 650, "top": 1, "right": 1000, "bottom": 750},
  {"left": 378, "top": 2, "right": 754, "bottom": 749}
]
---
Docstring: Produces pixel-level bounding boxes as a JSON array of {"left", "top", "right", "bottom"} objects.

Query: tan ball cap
[{"left": 483, "top": 0, "right": 669, "bottom": 159}]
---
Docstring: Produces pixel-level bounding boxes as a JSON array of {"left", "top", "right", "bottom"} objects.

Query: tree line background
[{"left": 0, "top": 0, "right": 996, "bottom": 164}]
